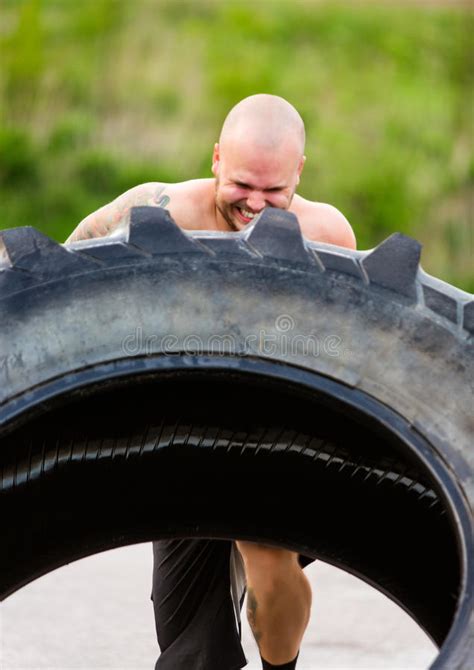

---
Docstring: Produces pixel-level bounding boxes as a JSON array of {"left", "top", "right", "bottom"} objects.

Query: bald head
[
  {"left": 212, "top": 95, "right": 306, "bottom": 231},
  {"left": 219, "top": 94, "right": 305, "bottom": 155}
]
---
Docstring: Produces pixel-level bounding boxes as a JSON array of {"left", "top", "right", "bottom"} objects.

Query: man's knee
[{"left": 236, "top": 541, "right": 299, "bottom": 578}]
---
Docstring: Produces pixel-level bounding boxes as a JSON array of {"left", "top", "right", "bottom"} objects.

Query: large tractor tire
[{"left": 0, "top": 207, "right": 472, "bottom": 668}]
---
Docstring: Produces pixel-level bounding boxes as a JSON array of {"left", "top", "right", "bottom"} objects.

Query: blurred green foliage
[{"left": 0, "top": 0, "right": 472, "bottom": 290}]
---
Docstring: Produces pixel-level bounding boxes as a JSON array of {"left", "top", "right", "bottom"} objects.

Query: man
[
  {"left": 65, "top": 94, "right": 355, "bottom": 247},
  {"left": 65, "top": 94, "right": 356, "bottom": 670}
]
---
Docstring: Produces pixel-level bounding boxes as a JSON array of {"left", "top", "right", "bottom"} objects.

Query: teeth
[{"left": 239, "top": 208, "right": 255, "bottom": 219}]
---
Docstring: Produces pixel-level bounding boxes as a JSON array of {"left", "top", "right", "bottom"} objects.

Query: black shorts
[
  {"left": 151, "top": 539, "right": 248, "bottom": 670},
  {"left": 150, "top": 539, "right": 315, "bottom": 670}
]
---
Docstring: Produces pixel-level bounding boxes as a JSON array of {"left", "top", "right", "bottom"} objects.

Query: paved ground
[{"left": 1, "top": 543, "right": 437, "bottom": 670}]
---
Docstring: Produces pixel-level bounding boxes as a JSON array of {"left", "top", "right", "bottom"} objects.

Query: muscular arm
[{"left": 63, "top": 183, "right": 170, "bottom": 243}]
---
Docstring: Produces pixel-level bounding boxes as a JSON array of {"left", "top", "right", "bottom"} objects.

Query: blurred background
[{"left": 0, "top": 0, "right": 472, "bottom": 289}]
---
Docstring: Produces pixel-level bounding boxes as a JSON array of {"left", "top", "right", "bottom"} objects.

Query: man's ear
[
  {"left": 298, "top": 155, "right": 306, "bottom": 176},
  {"left": 211, "top": 143, "right": 220, "bottom": 176},
  {"left": 296, "top": 155, "right": 306, "bottom": 185}
]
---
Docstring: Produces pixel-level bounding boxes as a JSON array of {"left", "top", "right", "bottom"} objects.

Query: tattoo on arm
[
  {"left": 65, "top": 183, "right": 170, "bottom": 244},
  {"left": 152, "top": 185, "right": 170, "bottom": 208},
  {"left": 156, "top": 194, "right": 170, "bottom": 207},
  {"left": 65, "top": 203, "right": 129, "bottom": 243},
  {"left": 247, "top": 587, "right": 262, "bottom": 643}
]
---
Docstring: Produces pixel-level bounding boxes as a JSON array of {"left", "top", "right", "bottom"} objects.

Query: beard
[
  {"left": 214, "top": 175, "right": 240, "bottom": 231},
  {"left": 216, "top": 201, "right": 239, "bottom": 231}
]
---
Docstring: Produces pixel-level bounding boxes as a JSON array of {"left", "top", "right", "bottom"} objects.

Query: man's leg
[{"left": 235, "top": 541, "right": 312, "bottom": 668}]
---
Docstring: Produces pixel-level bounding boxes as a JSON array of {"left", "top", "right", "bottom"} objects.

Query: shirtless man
[{"left": 66, "top": 94, "right": 356, "bottom": 670}]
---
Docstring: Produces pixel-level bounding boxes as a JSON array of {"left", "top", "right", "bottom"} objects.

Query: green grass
[{"left": 0, "top": 0, "right": 472, "bottom": 290}]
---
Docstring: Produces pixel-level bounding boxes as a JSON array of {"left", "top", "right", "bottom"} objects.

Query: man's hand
[{"left": 64, "top": 183, "right": 168, "bottom": 244}]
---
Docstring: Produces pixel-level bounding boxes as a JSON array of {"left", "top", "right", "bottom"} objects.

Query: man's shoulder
[
  {"left": 164, "top": 179, "right": 215, "bottom": 228},
  {"left": 166, "top": 178, "right": 214, "bottom": 192},
  {"left": 291, "top": 195, "right": 357, "bottom": 250},
  {"left": 125, "top": 178, "right": 213, "bottom": 200},
  {"left": 116, "top": 179, "right": 214, "bottom": 230}
]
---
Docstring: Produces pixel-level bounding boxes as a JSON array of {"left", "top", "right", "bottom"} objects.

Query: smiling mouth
[{"left": 234, "top": 206, "right": 259, "bottom": 224}]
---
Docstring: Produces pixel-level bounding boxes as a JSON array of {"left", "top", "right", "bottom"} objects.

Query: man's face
[{"left": 212, "top": 138, "right": 305, "bottom": 231}]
